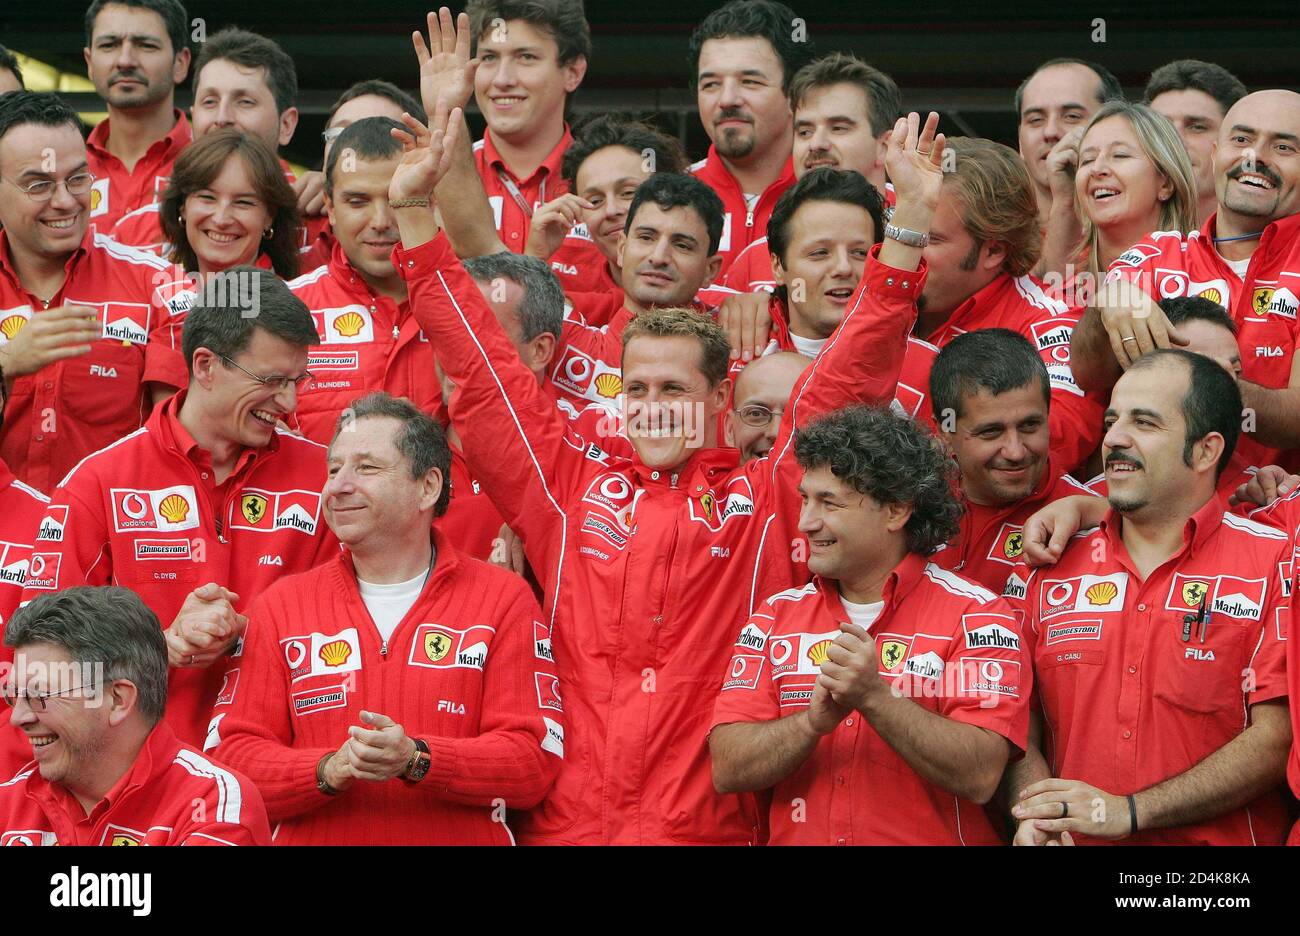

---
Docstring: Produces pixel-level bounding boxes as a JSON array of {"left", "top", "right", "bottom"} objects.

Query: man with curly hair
[{"left": 709, "top": 405, "right": 1032, "bottom": 844}]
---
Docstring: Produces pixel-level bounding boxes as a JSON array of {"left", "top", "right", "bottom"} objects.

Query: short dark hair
[
  {"left": 5, "top": 586, "right": 169, "bottom": 724},
  {"left": 1143, "top": 60, "right": 1247, "bottom": 117},
  {"left": 561, "top": 114, "right": 688, "bottom": 188},
  {"left": 463, "top": 251, "right": 564, "bottom": 343},
  {"left": 193, "top": 28, "right": 297, "bottom": 115},
  {"left": 0, "top": 90, "right": 81, "bottom": 146},
  {"left": 326, "top": 79, "right": 424, "bottom": 128},
  {"left": 626, "top": 172, "right": 725, "bottom": 257},
  {"left": 1159, "top": 295, "right": 1237, "bottom": 335},
  {"left": 466, "top": 0, "right": 592, "bottom": 67},
  {"left": 929, "top": 328, "right": 1051, "bottom": 423},
  {"left": 767, "top": 167, "right": 885, "bottom": 264},
  {"left": 795, "top": 405, "right": 962, "bottom": 555},
  {"left": 181, "top": 265, "right": 319, "bottom": 376},
  {"left": 788, "top": 52, "right": 901, "bottom": 138},
  {"left": 333, "top": 392, "right": 453, "bottom": 518},
  {"left": 689, "top": 0, "right": 816, "bottom": 94},
  {"left": 1015, "top": 57, "right": 1124, "bottom": 117},
  {"left": 325, "top": 116, "right": 405, "bottom": 197},
  {"left": 0, "top": 45, "right": 25, "bottom": 90},
  {"left": 160, "top": 129, "right": 301, "bottom": 278},
  {"left": 84, "top": 0, "right": 189, "bottom": 57},
  {"left": 1127, "top": 348, "right": 1240, "bottom": 477}
]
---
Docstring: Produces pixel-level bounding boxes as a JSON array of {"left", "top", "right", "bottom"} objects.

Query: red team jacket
[
  {"left": 688, "top": 147, "right": 796, "bottom": 278},
  {"left": 0, "top": 721, "right": 269, "bottom": 845},
  {"left": 711, "top": 557, "right": 1031, "bottom": 845},
  {"left": 22, "top": 393, "right": 338, "bottom": 747},
  {"left": 0, "top": 229, "right": 187, "bottom": 492},
  {"left": 399, "top": 233, "right": 918, "bottom": 843},
  {"left": 85, "top": 111, "right": 193, "bottom": 234},
  {"left": 0, "top": 461, "right": 51, "bottom": 777},
  {"left": 474, "top": 127, "right": 572, "bottom": 253},
  {"left": 932, "top": 461, "right": 1099, "bottom": 593},
  {"left": 1006, "top": 499, "right": 1291, "bottom": 845},
  {"left": 1106, "top": 212, "right": 1300, "bottom": 471},
  {"left": 207, "top": 531, "right": 562, "bottom": 845},
  {"left": 921, "top": 271, "right": 1104, "bottom": 474}
]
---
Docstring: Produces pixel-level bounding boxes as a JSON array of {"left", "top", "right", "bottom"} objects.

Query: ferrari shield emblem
[
  {"left": 241, "top": 494, "right": 268, "bottom": 524},
  {"left": 700, "top": 492, "right": 714, "bottom": 520},
  {"left": 424, "top": 630, "right": 453, "bottom": 663},
  {"left": 1003, "top": 530, "right": 1024, "bottom": 559},
  {"left": 1182, "top": 580, "right": 1211, "bottom": 608},
  {"left": 880, "top": 640, "right": 908, "bottom": 671}
]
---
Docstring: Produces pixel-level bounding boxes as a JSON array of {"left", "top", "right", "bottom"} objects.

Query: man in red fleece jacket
[
  {"left": 208, "top": 393, "right": 562, "bottom": 845},
  {"left": 1, "top": 586, "right": 269, "bottom": 846}
]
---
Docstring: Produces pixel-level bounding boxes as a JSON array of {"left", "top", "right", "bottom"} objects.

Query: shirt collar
[
  {"left": 1099, "top": 492, "right": 1224, "bottom": 562},
  {"left": 481, "top": 124, "right": 573, "bottom": 185},
  {"left": 156, "top": 389, "right": 276, "bottom": 471},
  {"left": 86, "top": 110, "right": 192, "bottom": 161},
  {"left": 813, "top": 551, "right": 930, "bottom": 626},
  {"left": 0, "top": 228, "right": 91, "bottom": 296},
  {"left": 948, "top": 272, "right": 1013, "bottom": 327}
]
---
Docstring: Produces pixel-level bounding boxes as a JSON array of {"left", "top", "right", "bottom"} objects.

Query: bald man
[
  {"left": 1072, "top": 89, "right": 1300, "bottom": 468},
  {"left": 725, "top": 351, "right": 808, "bottom": 462}
]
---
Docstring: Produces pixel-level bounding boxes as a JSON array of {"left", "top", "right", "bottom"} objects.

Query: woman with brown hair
[{"left": 158, "top": 128, "right": 301, "bottom": 278}]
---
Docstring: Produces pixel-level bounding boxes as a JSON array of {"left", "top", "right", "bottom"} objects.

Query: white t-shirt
[
  {"left": 357, "top": 566, "right": 429, "bottom": 645},
  {"left": 1216, "top": 250, "right": 1251, "bottom": 279},
  {"left": 839, "top": 597, "right": 885, "bottom": 631},
  {"left": 789, "top": 332, "right": 827, "bottom": 358},
  {"left": 743, "top": 192, "right": 761, "bottom": 213}
]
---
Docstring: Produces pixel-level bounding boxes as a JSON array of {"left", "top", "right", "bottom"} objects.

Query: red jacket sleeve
[
  {"left": 20, "top": 479, "right": 111, "bottom": 605},
  {"left": 753, "top": 247, "right": 925, "bottom": 593},
  {"left": 419, "top": 580, "right": 562, "bottom": 808},
  {"left": 397, "top": 234, "right": 603, "bottom": 593},
  {"left": 171, "top": 754, "right": 273, "bottom": 846},
  {"left": 206, "top": 590, "right": 335, "bottom": 823}
]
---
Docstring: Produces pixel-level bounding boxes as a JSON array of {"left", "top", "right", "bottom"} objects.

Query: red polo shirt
[
  {"left": 22, "top": 392, "right": 339, "bottom": 747},
  {"left": 85, "top": 110, "right": 193, "bottom": 234},
  {"left": 0, "top": 229, "right": 188, "bottom": 491},
  {"left": 933, "top": 461, "right": 1099, "bottom": 593},
  {"left": 1008, "top": 498, "right": 1291, "bottom": 845},
  {"left": 711, "top": 555, "right": 1030, "bottom": 845},
  {"left": 0, "top": 721, "right": 269, "bottom": 845},
  {"left": 548, "top": 226, "right": 618, "bottom": 296},
  {"left": 689, "top": 147, "right": 795, "bottom": 279},
  {"left": 473, "top": 126, "right": 572, "bottom": 253},
  {"left": 921, "top": 272, "right": 1104, "bottom": 474},
  {"left": 1106, "top": 212, "right": 1300, "bottom": 470}
]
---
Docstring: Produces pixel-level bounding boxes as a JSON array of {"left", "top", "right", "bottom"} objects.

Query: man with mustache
[
  {"left": 1071, "top": 90, "right": 1300, "bottom": 472},
  {"left": 389, "top": 98, "right": 944, "bottom": 841},
  {"left": 82, "top": 0, "right": 193, "bottom": 232},
  {"left": 724, "top": 52, "right": 902, "bottom": 293},
  {"left": 928, "top": 329, "right": 1098, "bottom": 593},
  {"left": 688, "top": 0, "right": 812, "bottom": 277},
  {"left": 1004, "top": 349, "right": 1292, "bottom": 845}
]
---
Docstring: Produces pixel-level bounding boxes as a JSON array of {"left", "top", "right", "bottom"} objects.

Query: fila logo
[
  {"left": 551, "top": 262, "right": 578, "bottom": 275},
  {"left": 1256, "top": 346, "right": 1284, "bottom": 357},
  {"left": 1184, "top": 647, "right": 1216, "bottom": 661},
  {"left": 89, "top": 364, "right": 118, "bottom": 378},
  {"left": 437, "top": 699, "right": 466, "bottom": 715},
  {"left": 711, "top": 546, "right": 730, "bottom": 558},
  {"left": 257, "top": 555, "right": 283, "bottom": 566}
]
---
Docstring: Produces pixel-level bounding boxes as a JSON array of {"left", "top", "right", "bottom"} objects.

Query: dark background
[{"left": 3, "top": 0, "right": 1298, "bottom": 168}]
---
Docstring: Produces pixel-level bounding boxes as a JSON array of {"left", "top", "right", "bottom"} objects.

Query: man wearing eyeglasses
[
  {"left": 0, "top": 90, "right": 187, "bottom": 493},
  {"left": 22, "top": 267, "right": 338, "bottom": 749},
  {"left": 725, "top": 351, "right": 807, "bottom": 463},
  {"left": 0, "top": 586, "right": 271, "bottom": 845}
]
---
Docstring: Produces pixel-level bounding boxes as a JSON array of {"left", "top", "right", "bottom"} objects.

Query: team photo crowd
[{"left": 0, "top": 0, "right": 1298, "bottom": 848}]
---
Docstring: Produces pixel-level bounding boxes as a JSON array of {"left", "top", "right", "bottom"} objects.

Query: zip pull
[
  {"left": 380, "top": 640, "right": 388, "bottom": 657},
  {"left": 745, "top": 207, "right": 754, "bottom": 228},
  {"left": 392, "top": 325, "right": 399, "bottom": 341}
]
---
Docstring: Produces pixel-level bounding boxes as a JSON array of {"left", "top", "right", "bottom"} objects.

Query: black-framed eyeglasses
[
  {"left": 734, "top": 404, "right": 783, "bottom": 428},
  {"left": 218, "top": 354, "right": 315, "bottom": 392},
  {"left": 1, "top": 171, "right": 97, "bottom": 203},
  {"left": 1, "top": 679, "right": 104, "bottom": 712}
]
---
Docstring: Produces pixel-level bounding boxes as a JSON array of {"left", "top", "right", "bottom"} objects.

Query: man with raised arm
[{"left": 385, "top": 97, "right": 945, "bottom": 843}]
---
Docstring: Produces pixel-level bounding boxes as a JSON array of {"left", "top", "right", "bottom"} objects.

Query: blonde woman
[{"left": 1038, "top": 101, "right": 1197, "bottom": 287}]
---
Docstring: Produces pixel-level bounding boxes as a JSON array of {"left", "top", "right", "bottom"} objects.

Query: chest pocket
[
  {"left": 1237, "top": 317, "right": 1294, "bottom": 388},
  {"left": 63, "top": 340, "right": 144, "bottom": 424},
  {"left": 1154, "top": 612, "right": 1251, "bottom": 716}
]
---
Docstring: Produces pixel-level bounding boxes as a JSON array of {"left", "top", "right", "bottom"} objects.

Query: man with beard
[
  {"left": 1071, "top": 90, "right": 1300, "bottom": 473},
  {"left": 1004, "top": 350, "right": 1292, "bottom": 845},
  {"left": 82, "top": 1, "right": 193, "bottom": 232},
  {"left": 688, "top": 0, "right": 812, "bottom": 277}
]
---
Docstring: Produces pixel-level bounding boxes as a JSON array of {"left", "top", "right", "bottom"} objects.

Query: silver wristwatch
[{"left": 884, "top": 222, "right": 930, "bottom": 247}]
